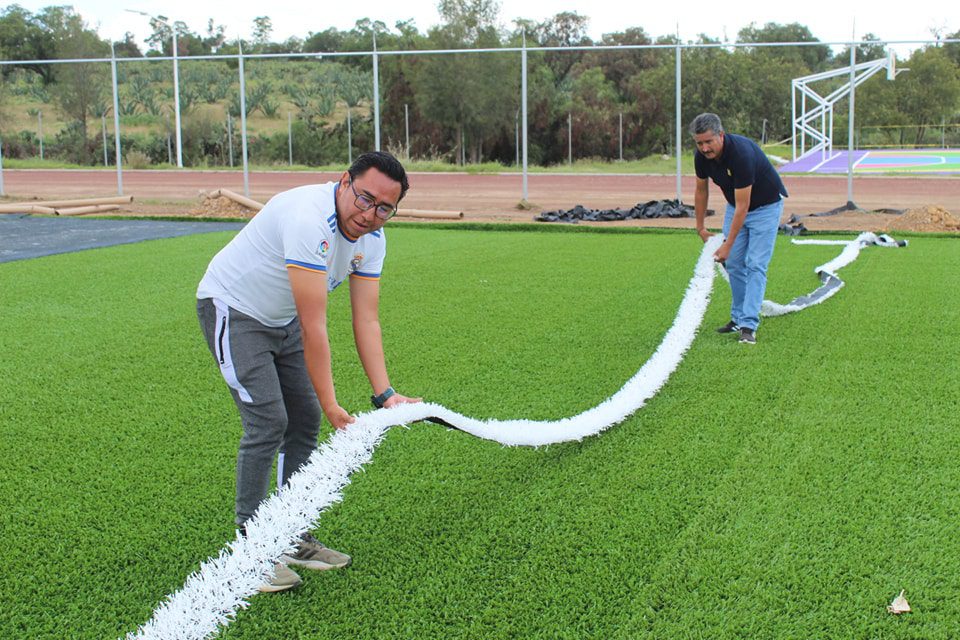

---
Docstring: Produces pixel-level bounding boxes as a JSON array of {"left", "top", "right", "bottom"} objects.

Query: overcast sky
[{"left": 9, "top": 0, "right": 954, "bottom": 52}]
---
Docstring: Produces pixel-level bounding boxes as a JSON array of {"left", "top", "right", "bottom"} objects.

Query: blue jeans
[{"left": 722, "top": 199, "right": 783, "bottom": 331}]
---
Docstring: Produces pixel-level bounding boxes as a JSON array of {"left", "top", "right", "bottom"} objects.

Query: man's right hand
[
  {"left": 697, "top": 227, "right": 714, "bottom": 243},
  {"left": 325, "top": 404, "right": 356, "bottom": 430}
]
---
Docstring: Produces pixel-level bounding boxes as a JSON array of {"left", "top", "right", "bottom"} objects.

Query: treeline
[{"left": 1, "top": 1, "right": 958, "bottom": 167}]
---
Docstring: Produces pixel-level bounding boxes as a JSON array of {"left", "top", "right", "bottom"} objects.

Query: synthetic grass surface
[{"left": 0, "top": 228, "right": 957, "bottom": 639}]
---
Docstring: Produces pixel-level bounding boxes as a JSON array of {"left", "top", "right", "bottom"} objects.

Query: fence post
[
  {"left": 227, "top": 115, "right": 234, "bottom": 167},
  {"left": 521, "top": 35, "right": 528, "bottom": 201},
  {"left": 847, "top": 28, "right": 856, "bottom": 204},
  {"left": 373, "top": 32, "right": 381, "bottom": 151},
  {"left": 173, "top": 29, "right": 183, "bottom": 168},
  {"left": 110, "top": 44, "right": 123, "bottom": 195},
  {"left": 404, "top": 103, "right": 410, "bottom": 160},
  {"left": 675, "top": 37, "right": 682, "bottom": 203},
  {"left": 0, "top": 135, "right": 5, "bottom": 197},
  {"left": 238, "top": 39, "right": 250, "bottom": 197},
  {"left": 288, "top": 112, "right": 293, "bottom": 166},
  {"left": 38, "top": 110, "right": 44, "bottom": 161},
  {"left": 619, "top": 112, "right": 623, "bottom": 161},
  {"left": 568, "top": 113, "right": 572, "bottom": 165},
  {"left": 347, "top": 108, "right": 353, "bottom": 165},
  {"left": 102, "top": 115, "right": 109, "bottom": 167}
]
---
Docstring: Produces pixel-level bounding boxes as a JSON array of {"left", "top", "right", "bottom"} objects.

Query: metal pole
[
  {"left": 238, "top": 40, "right": 250, "bottom": 196},
  {"left": 568, "top": 112, "right": 572, "bottom": 165},
  {"left": 110, "top": 44, "right": 122, "bottom": 195},
  {"left": 102, "top": 115, "right": 109, "bottom": 166},
  {"left": 347, "top": 108, "right": 352, "bottom": 164},
  {"left": 675, "top": 38, "right": 682, "bottom": 202},
  {"left": 288, "top": 111, "right": 293, "bottom": 166},
  {"left": 847, "top": 27, "right": 856, "bottom": 204},
  {"left": 372, "top": 32, "right": 381, "bottom": 151},
  {"left": 791, "top": 81, "right": 796, "bottom": 160},
  {"left": 800, "top": 92, "right": 806, "bottom": 156},
  {"left": 172, "top": 29, "right": 183, "bottom": 168},
  {"left": 521, "top": 36, "right": 528, "bottom": 201},
  {"left": 619, "top": 112, "right": 623, "bottom": 161},
  {"left": 38, "top": 110, "right": 44, "bottom": 161},
  {"left": 0, "top": 135, "right": 5, "bottom": 197},
  {"left": 404, "top": 103, "right": 410, "bottom": 160},
  {"left": 227, "top": 115, "right": 234, "bottom": 167}
]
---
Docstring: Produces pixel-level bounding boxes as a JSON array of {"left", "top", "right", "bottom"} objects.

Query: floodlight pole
[
  {"left": 110, "top": 43, "right": 123, "bottom": 195},
  {"left": 238, "top": 39, "right": 250, "bottom": 196}
]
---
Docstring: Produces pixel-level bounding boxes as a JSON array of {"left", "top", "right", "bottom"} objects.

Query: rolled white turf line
[
  {"left": 721, "top": 232, "right": 905, "bottom": 317},
  {"left": 127, "top": 233, "right": 904, "bottom": 639}
]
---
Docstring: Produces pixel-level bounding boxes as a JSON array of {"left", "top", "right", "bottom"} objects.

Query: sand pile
[
  {"left": 885, "top": 205, "right": 960, "bottom": 233},
  {"left": 189, "top": 195, "right": 258, "bottom": 219}
]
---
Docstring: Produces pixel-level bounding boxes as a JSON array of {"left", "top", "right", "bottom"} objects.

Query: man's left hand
[
  {"left": 713, "top": 242, "right": 732, "bottom": 264},
  {"left": 383, "top": 393, "right": 422, "bottom": 408}
]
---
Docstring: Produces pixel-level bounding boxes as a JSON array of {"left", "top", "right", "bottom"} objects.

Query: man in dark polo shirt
[{"left": 691, "top": 113, "right": 788, "bottom": 344}]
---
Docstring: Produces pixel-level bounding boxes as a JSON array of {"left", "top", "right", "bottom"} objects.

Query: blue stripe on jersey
[
  {"left": 371, "top": 230, "right": 382, "bottom": 238},
  {"left": 352, "top": 270, "right": 381, "bottom": 279},
  {"left": 285, "top": 259, "right": 327, "bottom": 272}
]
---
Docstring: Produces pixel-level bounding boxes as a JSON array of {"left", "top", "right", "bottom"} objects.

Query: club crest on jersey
[{"left": 351, "top": 253, "right": 364, "bottom": 271}]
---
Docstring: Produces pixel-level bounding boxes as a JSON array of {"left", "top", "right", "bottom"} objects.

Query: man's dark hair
[
  {"left": 348, "top": 151, "right": 410, "bottom": 202},
  {"left": 690, "top": 113, "right": 723, "bottom": 136}
]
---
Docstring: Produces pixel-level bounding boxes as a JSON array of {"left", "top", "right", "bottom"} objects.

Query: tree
[
  {"left": 738, "top": 22, "right": 830, "bottom": 71},
  {"left": 252, "top": 16, "right": 273, "bottom": 49},
  {"left": 113, "top": 32, "right": 142, "bottom": 58},
  {"left": 43, "top": 7, "right": 109, "bottom": 163},
  {"left": 836, "top": 34, "right": 887, "bottom": 63},
  {"left": 0, "top": 5, "right": 56, "bottom": 82},
  {"left": 897, "top": 46, "right": 960, "bottom": 144}
]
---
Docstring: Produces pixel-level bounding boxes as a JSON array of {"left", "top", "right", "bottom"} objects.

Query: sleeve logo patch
[
  {"left": 351, "top": 253, "right": 364, "bottom": 271},
  {"left": 318, "top": 240, "right": 329, "bottom": 256}
]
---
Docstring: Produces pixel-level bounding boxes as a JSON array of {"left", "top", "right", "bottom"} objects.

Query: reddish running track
[{"left": 4, "top": 169, "right": 959, "bottom": 219}]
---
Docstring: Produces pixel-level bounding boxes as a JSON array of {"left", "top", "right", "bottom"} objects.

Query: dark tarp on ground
[{"left": 535, "top": 199, "right": 713, "bottom": 223}]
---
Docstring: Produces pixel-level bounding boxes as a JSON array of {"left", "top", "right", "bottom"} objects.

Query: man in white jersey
[{"left": 197, "top": 151, "right": 420, "bottom": 592}]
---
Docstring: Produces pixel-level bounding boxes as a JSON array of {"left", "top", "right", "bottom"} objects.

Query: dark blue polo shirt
[{"left": 694, "top": 133, "right": 788, "bottom": 210}]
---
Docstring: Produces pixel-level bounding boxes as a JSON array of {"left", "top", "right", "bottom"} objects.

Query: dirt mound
[
  {"left": 884, "top": 205, "right": 960, "bottom": 233},
  {"left": 189, "top": 195, "right": 258, "bottom": 219}
]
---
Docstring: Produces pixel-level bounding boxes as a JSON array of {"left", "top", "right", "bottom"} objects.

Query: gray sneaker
[
  {"left": 281, "top": 533, "right": 352, "bottom": 570},
  {"left": 739, "top": 328, "right": 757, "bottom": 344},
  {"left": 258, "top": 563, "right": 302, "bottom": 593},
  {"left": 716, "top": 320, "right": 739, "bottom": 334}
]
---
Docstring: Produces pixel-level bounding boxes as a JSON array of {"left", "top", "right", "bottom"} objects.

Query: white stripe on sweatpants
[{"left": 212, "top": 299, "right": 253, "bottom": 403}]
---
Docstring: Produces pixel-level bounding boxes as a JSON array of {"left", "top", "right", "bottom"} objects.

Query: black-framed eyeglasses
[{"left": 349, "top": 178, "right": 397, "bottom": 220}]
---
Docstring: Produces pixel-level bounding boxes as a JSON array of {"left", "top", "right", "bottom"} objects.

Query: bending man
[
  {"left": 196, "top": 151, "right": 421, "bottom": 591},
  {"left": 692, "top": 113, "right": 788, "bottom": 344}
]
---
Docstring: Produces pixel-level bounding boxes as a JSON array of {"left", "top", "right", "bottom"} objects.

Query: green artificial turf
[{"left": 0, "top": 228, "right": 957, "bottom": 639}]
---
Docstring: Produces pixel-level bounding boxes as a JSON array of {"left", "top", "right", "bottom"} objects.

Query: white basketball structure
[{"left": 792, "top": 51, "right": 904, "bottom": 162}]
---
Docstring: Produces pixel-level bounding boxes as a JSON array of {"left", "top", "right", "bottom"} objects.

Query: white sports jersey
[{"left": 197, "top": 182, "right": 386, "bottom": 327}]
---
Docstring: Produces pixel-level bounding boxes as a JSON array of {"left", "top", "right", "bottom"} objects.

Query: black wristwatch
[{"left": 371, "top": 387, "right": 396, "bottom": 408}]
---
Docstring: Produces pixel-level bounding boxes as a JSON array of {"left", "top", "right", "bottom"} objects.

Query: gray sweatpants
[{"left": 197, "top": 298, "right": 322, "bottom": 526}]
